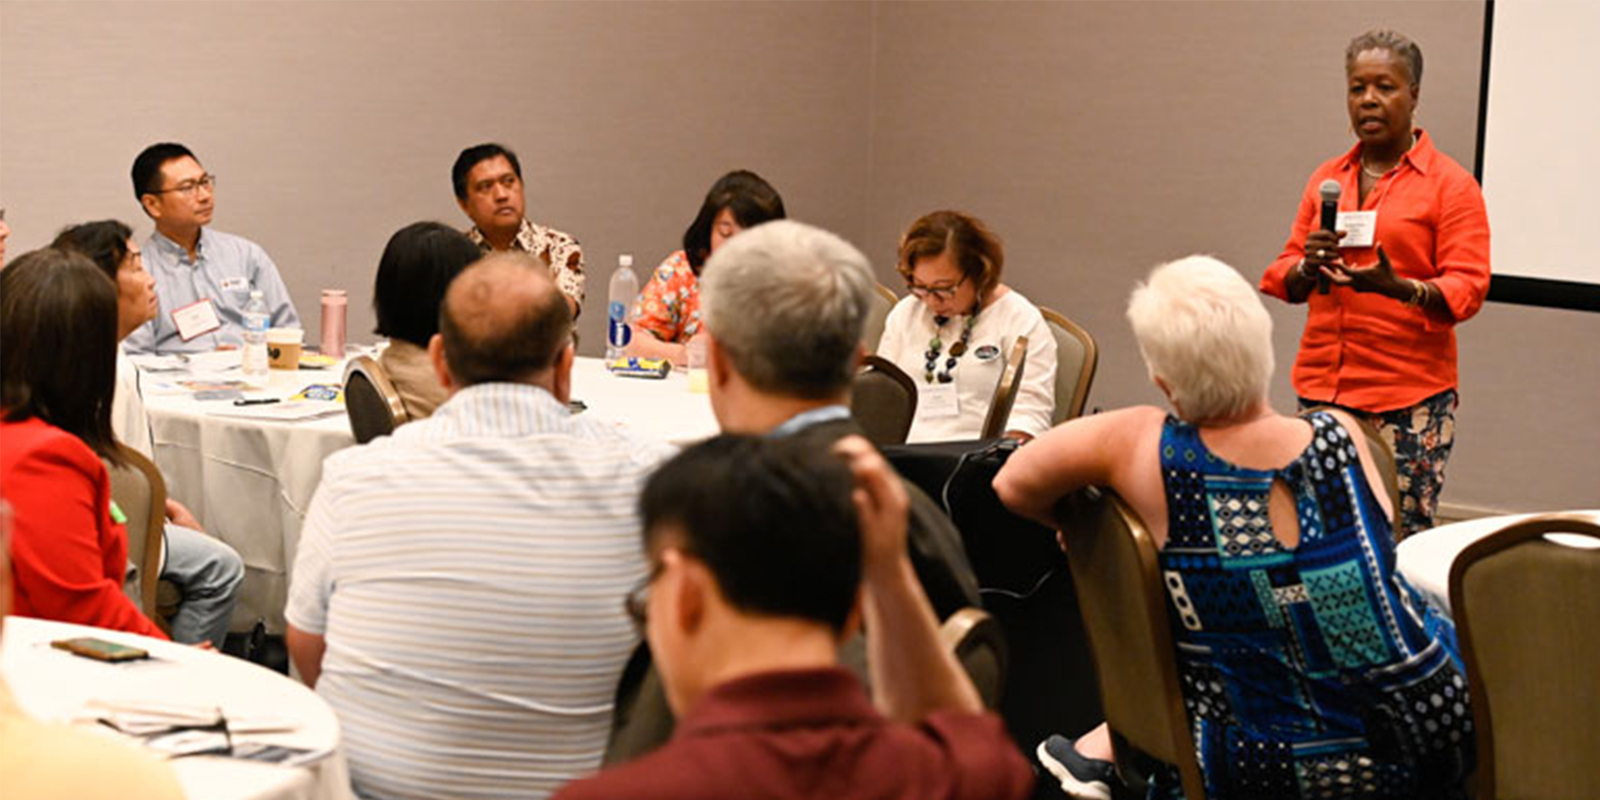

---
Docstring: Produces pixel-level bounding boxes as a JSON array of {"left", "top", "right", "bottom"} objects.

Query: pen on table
[{"left": 233, "top": 398, "right": 281, "bottom": 406}]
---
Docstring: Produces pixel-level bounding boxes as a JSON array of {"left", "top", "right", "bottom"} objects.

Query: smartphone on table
[{"left": 51, "top": 637, "right": 150, "bottom": 662}]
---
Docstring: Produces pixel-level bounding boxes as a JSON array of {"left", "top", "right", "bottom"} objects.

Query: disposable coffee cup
[{"left": 267, "top": 328, "right": 305, "bottom": 370}]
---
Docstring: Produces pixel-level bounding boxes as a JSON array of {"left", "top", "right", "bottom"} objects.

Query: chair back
[
  {"left": 1056, "top": 488, "right": 1205, "bottom": 800},
  {"left": 863, "top": 283, "right": 898, "bottom": 353},
  {"left": 850, "top": 355, "right": 918, "bottom": 446},
  {"left": 104, "top": 445, "right": 167, "bottom": 619},
  {"left": 938, "top": 606, "right": 1008, "bottom": 709},
  {"left": 979, "top": 336, "right": 1028, "bottom": 440},
  {"left": 1038, "top": 307, "right": 1098, "bottom": 423},
  {"left": 1449, "top": 513, "right": 1600, "bottom": 800},
  {"left": 344, "top": 355, "right": 409, "bottom": 444},
  {"left": 1300, "top": 407, "right": 1402, "bottom": 539}
]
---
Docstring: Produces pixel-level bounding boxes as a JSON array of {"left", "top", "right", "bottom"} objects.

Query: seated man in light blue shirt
[{"left": 123, "top": 143, "right": 299, "bottom": 354}]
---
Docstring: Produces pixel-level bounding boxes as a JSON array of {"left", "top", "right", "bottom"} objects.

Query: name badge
[
  {"left": 172, "top": 299, "right": 223, "bottom": 342},
  {"left": 916, "top": 382, "right": 960, "bottom": 420},
  {"left": 1336, "top": 210, "right": 1378, "bottom": 248},
  {"left": 219, "top": 277, "right": 250, "bottom": 293}
]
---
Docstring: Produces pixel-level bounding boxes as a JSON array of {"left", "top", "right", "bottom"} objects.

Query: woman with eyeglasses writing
[{"left": 877, "top": 210, "right": 1057, "bottom": 443}]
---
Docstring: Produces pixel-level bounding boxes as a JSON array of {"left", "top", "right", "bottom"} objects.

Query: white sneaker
[{"left": 1036, "top": 735, "right": 1115, "bottom": 800}]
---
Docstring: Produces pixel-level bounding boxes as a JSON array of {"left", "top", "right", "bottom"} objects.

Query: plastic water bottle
[
  {"left": 241, "top": 290, "right": 270, "bottom": 388},
  {"left": 606, "top": 254, "right": 638, "bottom": 365}
]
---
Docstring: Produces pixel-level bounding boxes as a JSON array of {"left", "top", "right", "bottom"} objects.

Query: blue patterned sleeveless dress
[{"left": 1151, "top": 412, "right": 1473, "bottom": 799}]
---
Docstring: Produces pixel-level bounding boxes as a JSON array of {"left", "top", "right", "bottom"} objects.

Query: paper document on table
[
  {"left": 209, "top": 399, "right": 345, "bottom": 422},
  {"left": 126, "top": 354, "right": 190, "bottom": 373},
  {"left": 79, "top": 698, "right": 300, "bottom": 735},
  {"left": 183, "top": 350, "right": 246, "bottom": 373}
]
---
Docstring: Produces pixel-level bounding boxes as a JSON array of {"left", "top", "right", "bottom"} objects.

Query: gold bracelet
[{"left": 1405, "top": 279, "right": 1428, "bottom": 308}]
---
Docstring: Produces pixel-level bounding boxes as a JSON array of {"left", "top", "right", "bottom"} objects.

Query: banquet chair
[
  {"left": 862, "top": 282, "right": 899, "bottom": 353},
  {"left": 1449, "top": 513, "right": 1600, "bottom": 800},
  {"left": 850, "top": 355, "right": 918, "bottom": 446},
  {"left": 1038, "top": 306, "right": 1098, "bottom": 423},
  {"left": 979, "top": 336, "right": 1028, "bottom": 440},
  {"left": 938, "top": 606, "right": 1008, "bottom": 710},
  {"left": 344, "top": 355, "right": 409, "bottom": 444},
  {"left": 104, "top": 445, "right": 171, "bottom": 629},
  {"left": 1055, "top": 487, "right": 1205, "bottom": 800},
  {"left": 1300, "top": 407, "right": 1402, "bottom": 539}
]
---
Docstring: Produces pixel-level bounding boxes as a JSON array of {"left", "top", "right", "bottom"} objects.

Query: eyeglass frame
[
  {"left": 623, "top": 559, "right": 667, "bottom": 632},
  {"left": 905, "top": 274, "right": 968, "bottom": 302},
  {"left": 146, "top": 174, "right": 218, "bottom": 197}
]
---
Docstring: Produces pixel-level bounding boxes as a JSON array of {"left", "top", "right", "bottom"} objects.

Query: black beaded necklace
[{"left": 924, "top": 306, "right": 979, "bottom": 384}]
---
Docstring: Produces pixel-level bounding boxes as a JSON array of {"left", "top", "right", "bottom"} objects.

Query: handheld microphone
[{"left": 1317, "top": 179, "right": 1340, "bottom": 294}]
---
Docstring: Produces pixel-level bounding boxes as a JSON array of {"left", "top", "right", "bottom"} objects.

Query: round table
[
  {"left": 1395, "top": 509, "right": 1600, "bottom": 615},
  {"left": 139, "top": 352, "right": 354, "bottom": 633},
  {"left": 137, "top": 351, "right": 717, "bottom": 633},
  {"left": 1, "top": 616, "right": 353, "bottom": 800},
  {"left": 566, "top": 355, "right": 720, "bottom": 445}
]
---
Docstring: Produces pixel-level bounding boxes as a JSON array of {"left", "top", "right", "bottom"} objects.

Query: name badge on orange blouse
[
  {"left": 916, "top": 382, "right": 960, "bottom": 420},
  {"left": 1336, "top": 210, "right": 1377, "bottom": 248}
]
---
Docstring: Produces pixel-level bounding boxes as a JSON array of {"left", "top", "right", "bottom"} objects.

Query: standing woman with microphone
[{"left": 1261, "top": 29, "right": 1490, "bottom": 538}]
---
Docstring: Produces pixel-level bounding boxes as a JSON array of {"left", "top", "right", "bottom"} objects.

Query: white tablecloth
[
  {"left": 143, "top": 355, "right": 355, "bottom": 634},
  {"left": 1, "top": 617, "right": 353, "bottom": 800},
  {"left": 142, "top": 353, "right": 716, "bottom": 632},
  {"left": 566, "top": 355, "right": 720, "bottom": 446},
  {"left": 1395, "top": 509, "right": 1600, "bottom": 615}
]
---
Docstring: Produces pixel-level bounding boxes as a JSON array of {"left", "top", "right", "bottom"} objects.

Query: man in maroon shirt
[{"left": 555, "top": 435, "right": 1032, "bottom": 800}]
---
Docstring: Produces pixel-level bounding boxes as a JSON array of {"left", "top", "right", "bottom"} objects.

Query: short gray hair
[
  {"left": 701, "top": 220, "right": 874, "bottom": 399},
  {"left": 1346, "top": 29, "right": 1423, "bottom": 88},
  {"left": 1126, "top": 255, "right": 1274, "bottom": 423}
]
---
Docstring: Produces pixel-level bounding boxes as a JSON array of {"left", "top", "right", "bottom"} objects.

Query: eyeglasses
[
  {"left": 906, "top": 275, "right": 967, "bottom": 302},
  {"left": 623, "top": 562, "right": 665, "bottom": 632},
  {"left": 150, "top": 174, "right": 217, "bottom": 197}
]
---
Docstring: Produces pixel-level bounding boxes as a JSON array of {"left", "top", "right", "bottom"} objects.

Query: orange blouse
[
  {"left": 631, "top": 250, "right": 702, "bottom": 344},
  {"left": 1260, "top": 129, "right": 1491, "bottom": 413}
]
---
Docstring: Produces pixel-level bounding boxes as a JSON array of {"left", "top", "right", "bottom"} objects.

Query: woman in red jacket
[{"left": 1, "top": 247, "right": 167, "bottom": 639}]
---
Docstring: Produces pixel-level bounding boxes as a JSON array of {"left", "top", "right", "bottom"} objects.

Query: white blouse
[
  {"left": 877, "top": 290, "right": 1057, "bottom": 443},
  {"left": 112, "top": 346, "right": 155, "bottom": 459}
]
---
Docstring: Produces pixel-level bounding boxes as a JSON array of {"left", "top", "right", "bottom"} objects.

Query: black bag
[
  {"left": 882, "top": 438, "right": 1064, "bottom": 596},
  {"left": 882, "top": 437, "right": 1105, "bottom": 747}
]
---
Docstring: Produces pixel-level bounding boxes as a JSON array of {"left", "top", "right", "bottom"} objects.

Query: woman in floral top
[{"left": 629, "top": 170, "right": 785, "bottom": 365}]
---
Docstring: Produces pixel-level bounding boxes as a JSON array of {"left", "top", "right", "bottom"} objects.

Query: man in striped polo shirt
[{"left": 285, "top": 253, "right": 672, "bottom": 800}]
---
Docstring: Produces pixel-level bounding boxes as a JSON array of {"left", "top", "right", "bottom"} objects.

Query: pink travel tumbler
[{"left": 320, "top": 289, "right": 347, "bottom": 357}]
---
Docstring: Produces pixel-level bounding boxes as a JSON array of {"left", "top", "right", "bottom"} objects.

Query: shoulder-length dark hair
[
  {"left": 682, "top": 170, "right": 786, "bottom": 273},
  {"left": 1, "top": 248, "right": 122, "bottom": 462},
  {"left": 373, "top": 221, "right": 483, "bottom": 347},
  {"left": 52, "top": 219, "right": 135, "bottom": 283}
]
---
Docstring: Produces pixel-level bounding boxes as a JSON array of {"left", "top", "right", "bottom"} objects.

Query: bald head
[{"left": 438, "top": 253, "right": 572, "bottom": 387}]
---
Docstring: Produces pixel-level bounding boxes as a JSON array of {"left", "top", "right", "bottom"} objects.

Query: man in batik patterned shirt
[{"left": 453, "top": 142, "right": 585, "bottom": 317}]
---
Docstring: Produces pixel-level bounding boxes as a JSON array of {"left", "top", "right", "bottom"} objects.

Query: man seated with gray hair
[
  {"left": 285, "top": 253, "right": 673, "bottom": 800},
  {"left": 604, "top": 220, "right": 980, "bottom": 760},
  {"left": 698, "top": 219, "right": 977, "bottom": 616}
]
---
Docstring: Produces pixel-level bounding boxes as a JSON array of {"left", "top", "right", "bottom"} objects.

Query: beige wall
[
  {"left": 2, "top": 1, "right": 1593, "bottom": 512},
  {"left": 0, "top": 1, "right": 874, "bottom": 347}
]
